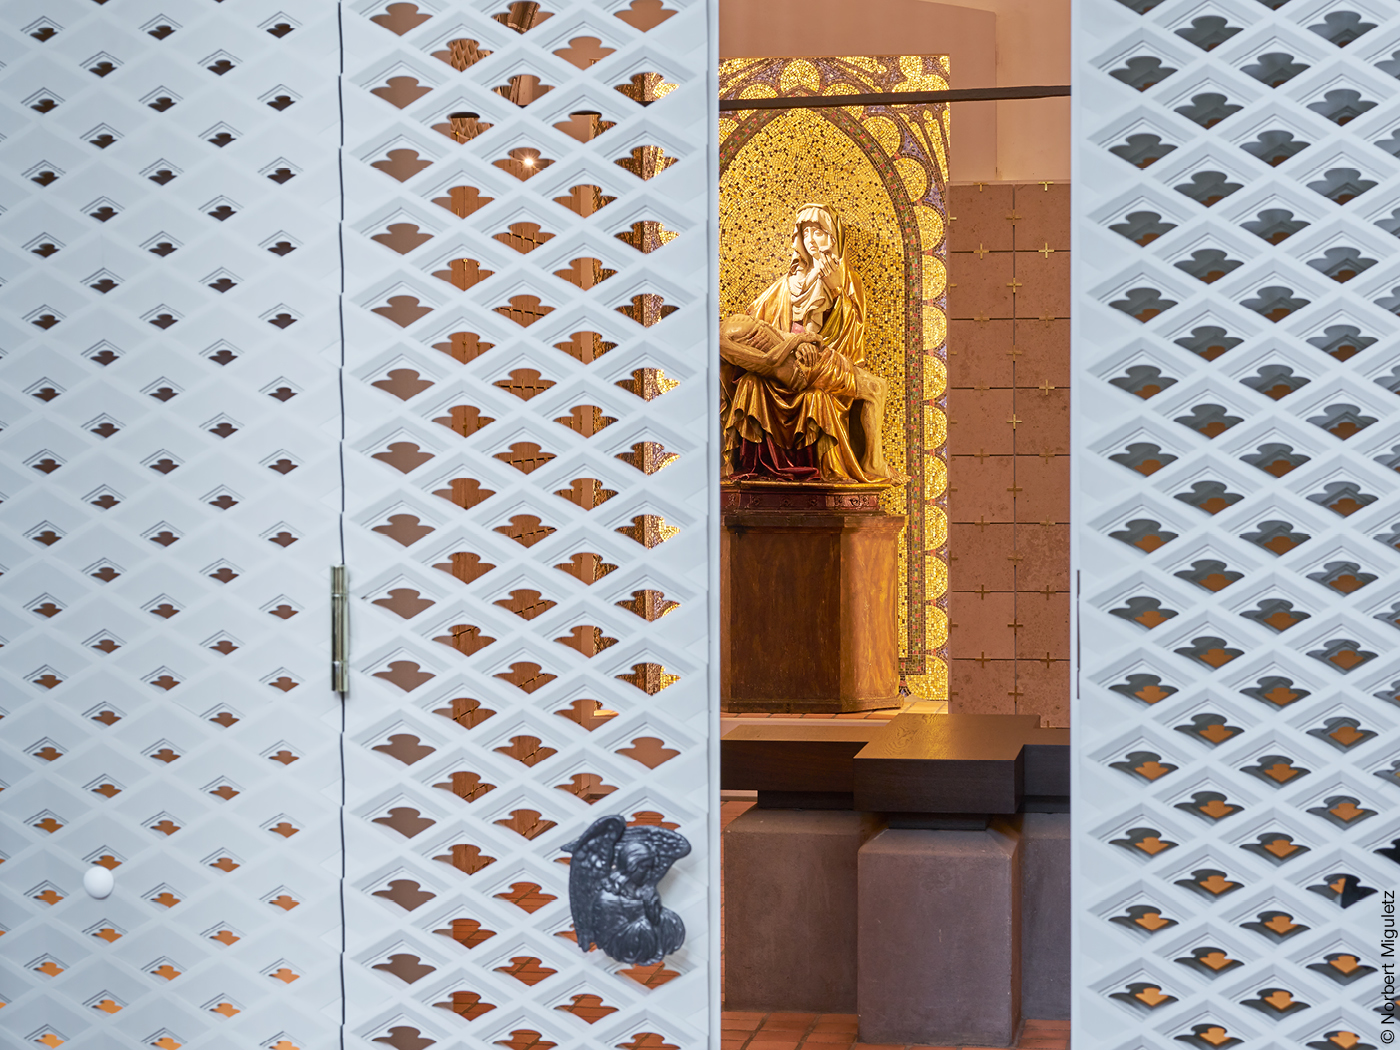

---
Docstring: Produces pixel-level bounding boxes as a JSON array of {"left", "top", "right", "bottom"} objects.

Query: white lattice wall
[
  {"left": 0, "top": 1, "right": 717, "bottom": 1048},
  {"left": 0, "top": 1, "right": 344, "bottom": 1047},
  {"left": 336, "top": 2, "right": 717, "bottom": 1049},
  {"left": 1074, "top": 1, "right": 1400, "bottom": 1048}
]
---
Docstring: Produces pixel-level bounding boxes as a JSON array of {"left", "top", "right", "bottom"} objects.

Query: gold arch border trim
[{"left": 718, "top": 55, "right": 950, "bottom": 699}]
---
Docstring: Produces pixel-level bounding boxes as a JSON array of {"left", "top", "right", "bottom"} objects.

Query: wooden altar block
[
  {"left": 853, "top": 712, "right": 1041, "bottom": 815},
  {"left": 722, "top": 493, "right": 905, "bottom": 713}
]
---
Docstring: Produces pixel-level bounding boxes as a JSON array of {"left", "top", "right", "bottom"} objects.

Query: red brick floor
[
  {"left": 722, "top": 710, "right": 903, "bottom": 719},
  {"left": 718, "top": 741, "right": 1071, "bottom": 1048},
  {"left": 721, "top": 1012, "right": 1071, "bottom": 1050}
]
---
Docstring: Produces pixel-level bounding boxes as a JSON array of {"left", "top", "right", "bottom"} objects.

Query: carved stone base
[{"left": 722, "top": 490, "right": 904, "bottom": 713}]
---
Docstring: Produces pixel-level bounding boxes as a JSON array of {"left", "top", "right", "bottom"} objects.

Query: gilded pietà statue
[{"left": 719, "top": 203, "right": 896, "bottom": 484}]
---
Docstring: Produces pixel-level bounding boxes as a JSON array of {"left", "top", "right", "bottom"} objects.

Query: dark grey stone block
[
  {"left": 857, "top": 822, "right": 1021, "bottom": 1046},
  {"left": 1020, "top": 811, "right": 1070, "bottom": 1019},
  {"left": 723, "top": 808, "right": 880, "bottom": 1011}
]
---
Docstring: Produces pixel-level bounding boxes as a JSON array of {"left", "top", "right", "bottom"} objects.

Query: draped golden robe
[{"left": 722, "top": 249, "right": 874, "bottom": 482}]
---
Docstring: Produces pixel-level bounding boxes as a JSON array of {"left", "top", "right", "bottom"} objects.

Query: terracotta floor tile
[
  {"left": 725, "top": 1012, "right": 767, "bottom": 1023},
  {"left": 801, "top": 1033, "right": 855, "bottom": 1044},
  {"left": 850, "top": 1043, "right": 905, "bottom": 1049},
  {"left": 762, "top": 1013, "right": 817, "bottom": 1027},
  {"left": 1023, "top": 1019, "right": 1071, "bottom": 1029},
  {"left": 747, "top": 1041, "right": 802, "bottom": 1050}
]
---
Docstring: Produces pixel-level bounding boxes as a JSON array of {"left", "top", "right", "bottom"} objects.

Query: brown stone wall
[{"left": 945, "top": 182, "right": 1071, "bottom": 726}]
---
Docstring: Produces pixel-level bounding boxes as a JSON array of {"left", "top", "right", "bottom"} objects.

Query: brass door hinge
[{"left": 331, "top": 565, "right": 349, "bottom": 695}]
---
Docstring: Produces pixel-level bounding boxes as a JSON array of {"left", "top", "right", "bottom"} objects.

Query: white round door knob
[{"left": 84, "top": 865, "right": 115, "bottom": 900}]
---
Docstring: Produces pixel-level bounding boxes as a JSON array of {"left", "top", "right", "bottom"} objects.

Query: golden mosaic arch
[{"left": 719, "top": 55, "right": 950, "bottom": 699}]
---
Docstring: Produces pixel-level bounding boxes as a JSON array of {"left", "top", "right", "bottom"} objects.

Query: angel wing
[
  {"left": 561, "top": 814, "right": 626, "bottom": 953},
  {"left": 618, "top": 824, "right": 691, "bottom": 890}
]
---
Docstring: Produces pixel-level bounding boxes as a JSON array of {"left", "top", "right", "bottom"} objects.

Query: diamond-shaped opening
[
  {"left": 1174, "top": 90, "right": 1241, "bottom": 127},
  {"left": 1109, "top": 131, "right": 1178, "bottom": 168},
  {"left": 1307, "top": 166, "right": 1376, "bottom": 204},
  {"left": 1175, "top": 14, "right": 1241, "bottom": 52},
  {"left": 1109, "top": 54, "right": 1178, "bottom": 91},
  {"left": 1174, "top": 247, "right": 1241, "bottom": 283},
  {"left": 1240, "top": 128, "right": 1309, "bottom": 166},
  {"left": 1307, "top": 87, "right": 1376, "bottom": 125},
  {"left": 1174, "top": 168, "right": 1242, "bottom": 206},
  {"left": 1240, "top": 205, "right": 1307, "bottom": 242},
  {"left": 1309, "top": 10, "right": 1375, "bottom": 47},
  {"left": 1241, "top": 51, "right": 1309, "bottom": 88},
  {"left": 1240, "top": 363, "right": 1309, "bottom": 400},
  {"left": 1307, "top": 323, "right": 1374, "bottom": 361}
]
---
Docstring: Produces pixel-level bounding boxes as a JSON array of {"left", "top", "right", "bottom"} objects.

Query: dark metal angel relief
[{"left": 562, "top": 815, "right": 691, "bottom": 965}]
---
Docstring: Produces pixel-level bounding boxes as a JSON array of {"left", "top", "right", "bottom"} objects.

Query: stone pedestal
[
  {"left": 857, "top": 823, "right": 1021, "bottom": 1046},
  {"left": 721, "top": 486, "right": 904, "bottom": 713},
  {"left": 724, "top": 808, "right": 881, "bottom": 1011},
  {"left": 1020, "top": 811, "right": 1070, "bottom": 1019}
]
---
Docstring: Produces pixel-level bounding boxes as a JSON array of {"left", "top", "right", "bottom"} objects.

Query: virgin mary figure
[{"left": 720, "top": 202, "right": 895, "bottom": 483}]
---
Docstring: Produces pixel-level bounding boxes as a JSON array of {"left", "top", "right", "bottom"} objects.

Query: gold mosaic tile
[{"left": 720, "top": 55, "right": 950, "bottom": 698}]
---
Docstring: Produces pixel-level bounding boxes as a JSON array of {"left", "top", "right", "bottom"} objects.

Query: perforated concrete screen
[
  {"left": 0, "top": 3, "right": 344, "bottom": 1046},
  {"left": 0, "top": 2, "right": 718, "bottom": 1048},
  {"left": 339, "top": 1, "right": 718, "bottom": 1047},
  {"left": 1073, "top": 1, "right": 1400, "bottom": 1047}
]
